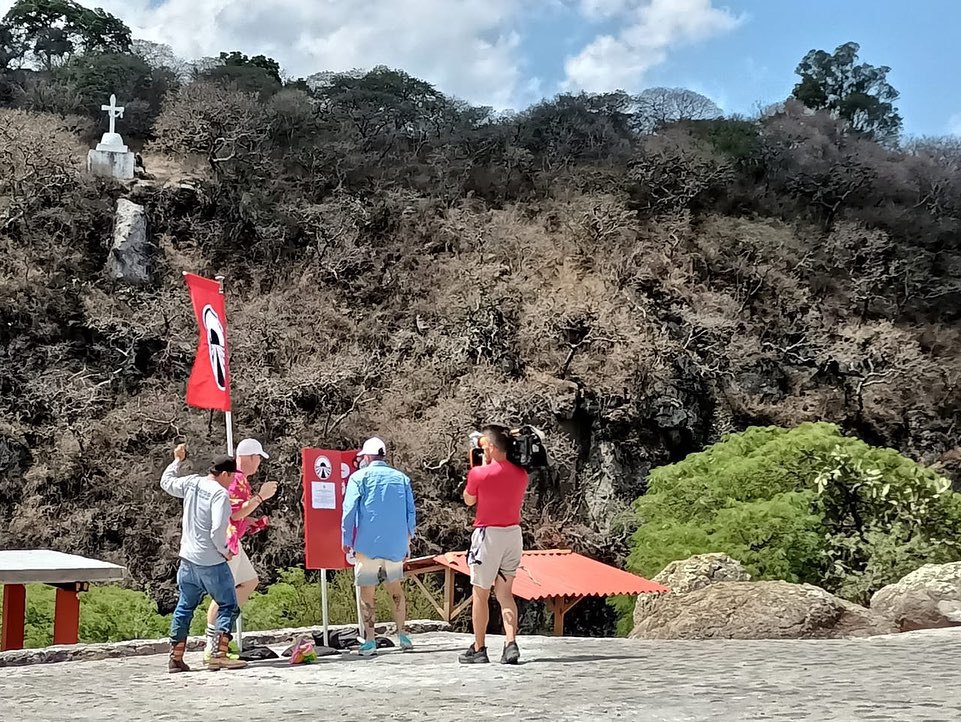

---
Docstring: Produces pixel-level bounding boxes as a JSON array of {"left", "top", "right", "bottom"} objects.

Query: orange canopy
[{"left": 407, "top": 549, "right": 668, "bottom": 601}]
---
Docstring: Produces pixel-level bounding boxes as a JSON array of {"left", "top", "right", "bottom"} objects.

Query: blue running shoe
[
  {"left": 399, "top": 634, "right": 413, "bottom": 651},
  {"left": 358, "top": 640, "right": 377, "bottom": 657}
]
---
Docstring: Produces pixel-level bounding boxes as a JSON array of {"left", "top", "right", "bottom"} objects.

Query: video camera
[{"left": 468, "top": 425, "right": 549, "bottom": 471}]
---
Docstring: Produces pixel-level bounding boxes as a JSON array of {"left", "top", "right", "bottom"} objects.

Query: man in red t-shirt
[{"left": 459, "top": 424, "right": 528, "bottom": 665}]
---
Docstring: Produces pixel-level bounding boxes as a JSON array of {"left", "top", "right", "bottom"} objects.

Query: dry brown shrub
[
  {"left": 824, "top": 321, "right": 942, "bottom": 423},
  {"left": 629, "top": 130, "right": 734, "bottom": 215},
  {"left": 0, "top": 109, "right": 106, "bottom": 271},
  {"left": 148, "top": 82, "right": 269, "bottom": 169},
  {"left": 0, "top": 109, "right": 85, "bottom": 218}
]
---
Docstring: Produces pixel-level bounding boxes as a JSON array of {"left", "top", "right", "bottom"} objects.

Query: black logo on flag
[{"left": 202, "top": 304, "right": 227, "bottom": 391}]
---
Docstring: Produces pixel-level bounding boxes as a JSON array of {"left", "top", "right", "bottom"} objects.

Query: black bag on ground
[
  {"left": 239, "top": 646, "right": 279, "bottom": 661},
  {"left": 313, "top": 628, "right": 358, "bottom": 650},
  {"left": 309, "top": 629, "right": 395, "bottom": 651}
]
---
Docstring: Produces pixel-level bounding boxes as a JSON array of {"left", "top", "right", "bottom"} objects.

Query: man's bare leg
[
  {"left": 359, "top": 585, "right": 377, "bottom": 641},
  {"left": 206, "top": 578, "right": 257, "bottom": 627},
  {"left": 235, "top": 579, "right": 258, "bottom": 605},
  {"left": 384, "top": 580, "right": 406, "bottom": 634},
  {"left": 471, "top": 585, "right": 491, "bottom": 650},
  {"left": 493, "top": 575, "right": 518, "bottom": 643}
]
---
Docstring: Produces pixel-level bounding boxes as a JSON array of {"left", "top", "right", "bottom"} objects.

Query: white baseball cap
[
  {"left": 359, "top": 437, "right": 386, "bottom": 457},
  {"left": 235, "top": 438, "right": 269, "bottom": 459}
]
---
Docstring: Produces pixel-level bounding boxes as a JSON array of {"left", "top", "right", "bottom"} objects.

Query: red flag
[{"left": 183, "top": 273, "right": 232, "bottom": 412}]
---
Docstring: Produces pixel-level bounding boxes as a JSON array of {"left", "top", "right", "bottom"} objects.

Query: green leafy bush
[
  {"left": 3, "top": 584, "right": 169, "bottom": 648},
  {"left": 222, "top": 568, "right": 441, "bottom": 633},
  {"left": 627, "top": 422, "right": 961, "bottom": 606}
]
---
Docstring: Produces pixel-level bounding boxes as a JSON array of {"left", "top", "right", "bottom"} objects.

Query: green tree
[
  {"left": 219, "top": 50, "right": 282, "bottom": 83},
  {"left": 0, "top": 22, "right": 17, "bottom": 70},
  {"left": 518, "top": 91, "right": 636, "bottom": 167},
  {"left": 2, "top": 0, "right": 131, "bottom": 70},
  {"left": 47, "top": 51, "right": 174, "bottom": 137},
  {"left": 193, "top": 52, "right": 283, "bottom": 97},
  {"left": 627, "top": 423, "right": 961, "bottom": 605},
  {"left": 792, "top": 41, "right": 902, "bottom": 144},
  {"left": 316, "top": 65, "right": 447, "bottom": 144}
]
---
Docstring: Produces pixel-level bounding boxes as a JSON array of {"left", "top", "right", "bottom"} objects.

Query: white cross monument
[
  {"left": 101, "top": 94, "right": 125, "bottom": 137},
  {"left": 87, "top": 93, "right": 136, "bottom": 180}
]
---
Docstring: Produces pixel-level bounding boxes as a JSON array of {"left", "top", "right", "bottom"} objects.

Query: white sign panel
[{"left": 310, "top": 481, "right": 336, "bottom": 510}]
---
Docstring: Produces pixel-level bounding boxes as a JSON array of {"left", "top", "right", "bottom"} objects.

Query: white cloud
[
  {"left": 0, "top": 0, "right": 745, "bottom": 107},
  {"left": 0, "top": 0, "right": 532, "bottom": 108},
  {"left": 949, "top": 112, "right": 961, "bottom": 137},
  {"left": 578, "top": 0, "right": 632, "bottom": 20},
  {"left": 563, "top": 0, "right": 743, "bottom": 92}
]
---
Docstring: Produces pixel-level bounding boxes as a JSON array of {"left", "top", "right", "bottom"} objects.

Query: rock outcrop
[
  {"left": 106, "top": 198, "right": 151, "bottom": 285},
  {"left": 630, "top": 554, "right": 895, "bottom": 640},
  {"left": 871, "top": 562, "right": 961, "bottom": 632},
  {"left": 630, "top": 580, "right": 896, "bottom": 640},
  {"left": 633, "top": 553, "right": 751, "bottom": 629}
]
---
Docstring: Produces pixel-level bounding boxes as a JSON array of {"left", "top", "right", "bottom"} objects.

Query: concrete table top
[{"left": 0, "top": 550, "right": 126, "bottom": 585}]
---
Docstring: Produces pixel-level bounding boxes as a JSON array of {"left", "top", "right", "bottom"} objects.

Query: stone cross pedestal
[{"left": 87, "top": 94, "right": 136, "bottom": 180}]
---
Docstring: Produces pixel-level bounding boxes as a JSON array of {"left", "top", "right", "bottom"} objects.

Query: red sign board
[{"left": 301, "top": 448, "right": 357, "bottom": 570}]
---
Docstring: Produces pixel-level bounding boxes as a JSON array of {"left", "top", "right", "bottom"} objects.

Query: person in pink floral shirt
[{"left": 203, "top": 438, "right": 277, "bottom": 660}]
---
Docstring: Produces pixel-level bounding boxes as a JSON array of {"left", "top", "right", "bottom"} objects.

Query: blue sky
[
  {"left": 515, "top": 0, "right": 960, "bottom": 136},
  {"left": 4, "top": 0, "right": 955, "bottom": 137}
]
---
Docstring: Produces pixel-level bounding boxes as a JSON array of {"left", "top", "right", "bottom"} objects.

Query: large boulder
[
  {"left": 633, "top": 553, "right": 750, "bottom": 629},
  {"left": 630, "top": 580, "right": 897, "bottom": 640},
  {"left": 106, "top": 198, "right": 152, "bottom": 285},
  {"left": 871, "top": 562, "right": 961, "bottom": 632}
]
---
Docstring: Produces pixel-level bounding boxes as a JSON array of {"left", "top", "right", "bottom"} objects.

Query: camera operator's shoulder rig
[{"left": 469, "top": 425, "right": 549, "bottom": 471}]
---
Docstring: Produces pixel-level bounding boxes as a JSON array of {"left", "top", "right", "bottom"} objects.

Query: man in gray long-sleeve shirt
[{"left": 161, "top": 443, "right": 247, "bottom": 673}]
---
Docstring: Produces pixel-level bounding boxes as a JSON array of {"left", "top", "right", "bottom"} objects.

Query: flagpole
[
  {"left": 215, "top": 274, "right": 235, "bottom": 457},
  {"left": 215, "top": 274, "right": 240, "bottom": 653}
]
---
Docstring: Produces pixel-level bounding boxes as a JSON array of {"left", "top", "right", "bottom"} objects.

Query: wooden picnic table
[{"left": 0, "top": 550, "right": 127, "bottom": 651}]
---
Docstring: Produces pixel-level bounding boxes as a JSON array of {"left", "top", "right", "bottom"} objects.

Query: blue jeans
[{"left": 169, "top": 559, "right": 238, "bottom": 642}]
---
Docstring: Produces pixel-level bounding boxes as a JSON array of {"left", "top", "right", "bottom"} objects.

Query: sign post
[{"left": 302, "top": 448, "right": 357, "bottom": 647}]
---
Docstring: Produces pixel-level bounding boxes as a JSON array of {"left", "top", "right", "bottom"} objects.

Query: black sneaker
[
  {"left": 458, "top": 644, "right": 490, "bottom": 664},
  {"left": 501, "top": 641, "right": 520, "bottom": 665}
]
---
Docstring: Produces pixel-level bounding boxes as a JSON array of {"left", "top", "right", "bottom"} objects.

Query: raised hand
[
  {"left": 174, "top": 443, "right": 187, "bottom": 462},
  {"left": 259, "top": 480, "right": 278, "bottom": 500}
]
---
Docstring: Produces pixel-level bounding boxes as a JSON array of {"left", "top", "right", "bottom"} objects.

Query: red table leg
[
  {"left": 1, "top": 583, "right": 26, "bottom": 651},
  {"left": 53, "top": 588, "right": 80, "bottom": 646}
]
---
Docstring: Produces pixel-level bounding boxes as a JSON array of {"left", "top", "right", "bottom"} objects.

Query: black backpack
[{"left": 310, "top": 628, "right": 395, "bottom": 651}]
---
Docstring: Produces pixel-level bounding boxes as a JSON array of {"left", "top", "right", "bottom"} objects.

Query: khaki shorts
[
  {"left": 353, "top": 552, "right": 405, "bottom": 587},
  {"left": 467, "top": 526, "right": 522, "bottom": 590},
  {"left": 227, "top": 544, "right": 258, "bottom": 585}
]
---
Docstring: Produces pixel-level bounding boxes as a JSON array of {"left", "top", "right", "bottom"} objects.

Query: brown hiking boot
[
  {"left": 206, "top": 632, "right": 248, "bottom": 671},
  {"left": 168, "top": 641, "right": 190, "bottom": 673}
]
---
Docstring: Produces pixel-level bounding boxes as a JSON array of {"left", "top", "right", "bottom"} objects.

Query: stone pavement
[{"left": 0, "top": 630, "right": 959, "bottom": 721}]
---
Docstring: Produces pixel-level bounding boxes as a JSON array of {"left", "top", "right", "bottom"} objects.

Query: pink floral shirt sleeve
[{"left": 226, "top": 472, "right": 269, "bottom": 556}]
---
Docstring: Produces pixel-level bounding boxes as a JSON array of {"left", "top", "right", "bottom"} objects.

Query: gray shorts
[
  {"left": 353, "top": 552, "right": 405, "bottom": 587},
  {"left": 467, "top": 526, "right": 522, "bottom": 590}
]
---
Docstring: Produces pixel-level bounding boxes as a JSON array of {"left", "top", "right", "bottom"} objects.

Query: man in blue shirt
[{"left": 341, "top": 437, "right": 417, "bottom": 656}]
